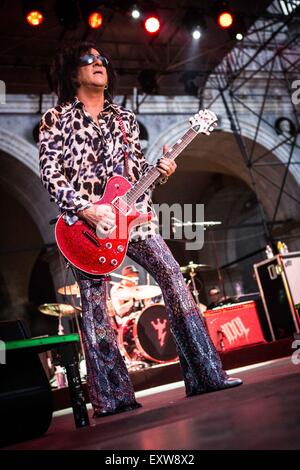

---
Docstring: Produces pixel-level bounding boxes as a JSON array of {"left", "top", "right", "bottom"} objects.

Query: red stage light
[
  {"left": 144, "top": 16, "right": 160, "bottom": 34},
  {"left": 26, "top": 10, "right": 44, "bottom": 26},
  {"left": 88, "top": 12, "right": 103, "bottom": 29},
  {"left": 218, "top": 11, "right": 233, "bottom": 29}
]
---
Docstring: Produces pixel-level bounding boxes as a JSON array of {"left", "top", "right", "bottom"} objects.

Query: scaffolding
[{"left": 204, "top": 0, "right": 300, "bottom": 248}]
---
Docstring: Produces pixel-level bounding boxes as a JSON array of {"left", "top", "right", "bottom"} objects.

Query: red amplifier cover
[{"left": 204, "top": 301, "right": 265, "bottom": 352}]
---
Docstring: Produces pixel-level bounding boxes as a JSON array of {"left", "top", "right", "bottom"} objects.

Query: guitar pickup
[
  {"left": 111, "top": 197, "right": 132, "bottom": 215},
  {"left": 82, "top": 230, "right": 100, "bottom": 247}
]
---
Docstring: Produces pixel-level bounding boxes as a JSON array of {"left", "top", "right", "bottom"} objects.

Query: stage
[
  {"left": 3, "top": 356, "right": 300, "bottom": 450},
  {"left": 1, "top": 0, "right": 300, "bottom": 455},
  {"left": 51, "top": 337, "right": 294, "bottom": 411}
]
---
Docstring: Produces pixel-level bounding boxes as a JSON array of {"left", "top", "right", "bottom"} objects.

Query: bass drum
[{"left": 118, "top": 304, "right": 178, "bottom": 364}]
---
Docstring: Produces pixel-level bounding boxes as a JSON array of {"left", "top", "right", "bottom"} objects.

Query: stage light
[
  {"left": 26, "top": 10, "right": 44, "bottom": 26},
  {"left": 131, "top": 6, "right": 141, "bottom": 19},
  {"left": 23, "top": 1, "right": 44, "bottom": 26},
  {"left": 182, "top": 8, "right": 207, "bottom": 40},
  {"left": 236, "top": 32, "right": 243, "bottom": 41},
  {"left": 218, "top": 11, "right": 233, "bottom": 29},
  {"left": 192, "top": 26, "right": 201, "bottom": 40},
  {"left": 144, "top": 16, "right": 160, "bottom": 34},
  {"left": 88, "top": 11, "right": 103, "bottom": 29},
  {"left": 79, "top": 0, "right": 104, "bottom": 29}
]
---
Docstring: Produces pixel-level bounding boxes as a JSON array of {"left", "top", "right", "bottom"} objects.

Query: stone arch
[
  {"left": 0, "top": 127, "right": 58, "bottom": 244},
  {"left": 146, "top": 117, "right": 300, "bottom": 223}
]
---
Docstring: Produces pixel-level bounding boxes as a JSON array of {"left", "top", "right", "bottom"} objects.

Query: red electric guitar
[{"left": 55, "top": 109, "right": 217, "bottom": 275}]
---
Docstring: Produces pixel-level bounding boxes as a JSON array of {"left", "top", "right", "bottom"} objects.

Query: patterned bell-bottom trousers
[{"left": 74, "top": 235, "right": 227, "bottom": 414}]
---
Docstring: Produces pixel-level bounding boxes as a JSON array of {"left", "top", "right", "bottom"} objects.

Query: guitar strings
[{"left": 125, "top": 127, "right": 198, "bottom": 206}]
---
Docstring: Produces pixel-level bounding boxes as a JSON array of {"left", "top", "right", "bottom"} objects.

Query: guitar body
[{"left": 55, "top": 176, "right": 152, "bottom": 275}]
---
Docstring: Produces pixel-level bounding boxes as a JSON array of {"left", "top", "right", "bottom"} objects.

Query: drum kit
[{"left": 38, "top": 261, "right": 212, "bottom": 377}]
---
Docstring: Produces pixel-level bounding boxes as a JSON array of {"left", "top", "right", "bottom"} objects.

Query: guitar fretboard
[{"left": 126, "top": 127, "right": 198, "bottom": 205}]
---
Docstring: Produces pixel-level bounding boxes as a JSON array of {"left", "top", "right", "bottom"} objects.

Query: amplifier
[
  {"left": 254, "top": 252, "right": 300, "bottom": 340},
  {"left": 204, "top": 301, "right": 266, "bottom": 352}
]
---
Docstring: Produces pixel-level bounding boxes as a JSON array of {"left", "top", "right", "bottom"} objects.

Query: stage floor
[{"left": 4, "top": 356, "right": 300, "bottom": 450}]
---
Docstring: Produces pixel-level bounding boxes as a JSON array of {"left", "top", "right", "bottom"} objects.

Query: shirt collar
[{"left": 72, "top": 97, "right": 119, "bottom": 115}]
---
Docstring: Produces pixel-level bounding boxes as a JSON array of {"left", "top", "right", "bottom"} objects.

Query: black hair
[{"left": 50, "top": 41, "right": 116, "bottom": 105}]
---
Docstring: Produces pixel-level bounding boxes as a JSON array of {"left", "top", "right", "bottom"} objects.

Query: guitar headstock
[{"left": 190, "top": 109, "right": 218, "bottom": 135}]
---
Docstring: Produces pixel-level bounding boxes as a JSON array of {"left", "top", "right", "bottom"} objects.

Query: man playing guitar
[{"left": 39, "top": 41, "right": 242, "bottom": 418}]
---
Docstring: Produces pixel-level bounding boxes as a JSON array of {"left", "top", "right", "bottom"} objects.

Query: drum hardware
[
  {"left": 113, "top": 285, "right": 162, "bottom": 301},
  {"left": 38, "top": 303, "right": 84, "bottom": 384},
  {"left": 38, "top": 303, "right": 81, "bottom": 335},
  {"left": 126, "top": 359, "right": 150, "bottom": 372},
  {"left": 38, "top": 303, "right": 80, "bottom": 316},
  {"left": 180, "top": 262, "right": 211, "bottom": 315},
  {"left": 209, "top": 229, "right": 228, "bottom": 307},
  {"left": 182, "top": 263, "right": 201, "bottom": 308},
  {"left": 110, "top": 272, "right": 138, "bottom": 281},
  {"left": 58, "top": 283, "right": 80, "bottom": 297},
  {"left": 180, "top": 262, "right": 213, "bottom": 274},
  {"left": 54, "top": 365, "right": 68, "bottom": 388},
  {"left": 79, "top": 357, "right": 87, "bottom": 380}
]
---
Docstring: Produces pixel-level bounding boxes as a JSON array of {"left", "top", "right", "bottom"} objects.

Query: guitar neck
[{"left": 126, "top": 127, "right": 198, "bottom": 205}]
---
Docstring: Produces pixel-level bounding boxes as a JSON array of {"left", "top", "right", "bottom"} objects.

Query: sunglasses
[{"left": 79, "top": 53, "right": 109, "bottom": 67}]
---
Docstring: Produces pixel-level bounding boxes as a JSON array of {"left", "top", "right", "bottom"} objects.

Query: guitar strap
[{"left": 117, "top": 115, "right": 130, "bottom": 178}]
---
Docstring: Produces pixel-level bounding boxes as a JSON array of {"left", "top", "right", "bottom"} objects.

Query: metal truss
[{"left": 205, "top": 0, "right": 300, "bottom": 246}]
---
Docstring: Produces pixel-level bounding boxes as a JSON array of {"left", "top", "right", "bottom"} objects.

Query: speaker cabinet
[
  {"left": 0, "top": 320, "right": 53, "bottom": 447},
  {"left": 254, "top": 252, "right": 300, "bottom": 341}
]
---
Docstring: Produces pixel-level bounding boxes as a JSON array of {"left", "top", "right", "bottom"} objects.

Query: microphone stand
[
  {"left": 210, "top": 230, "right": 227, "bottom": 300},
  {"left": 171, "top": 217, "right": 224, "bottom": 307},
  {"left": 188, "top": 265, "right": 201, "bottom": 311}
]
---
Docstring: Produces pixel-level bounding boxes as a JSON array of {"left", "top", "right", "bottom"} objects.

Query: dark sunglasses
[{"left": 79, "top": 53, "right": 109, "bottom": 67}]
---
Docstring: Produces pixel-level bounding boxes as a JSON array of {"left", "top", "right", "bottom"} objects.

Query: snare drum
[{"left": 118, "top": 304, "right": 178, "bottom": 364}]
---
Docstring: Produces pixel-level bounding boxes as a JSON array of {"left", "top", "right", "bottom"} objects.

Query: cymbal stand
[
  {"left": 188, "top": 267, "right": 202, "bottom": 315},
  {"left": 60, "top": 279, "right": 86, "bottom": 361},
  {"left": 58, "top": 314, "right": 65, "bottom": 336},
  {"left": 73, "top": 308, "right": 86, "bottom": 361},
  {"left": 55, "top": 311, "right": 67, "bottom": 388},
  {"left": 210, "top": 230, "right": 227, "bottom": 300}
]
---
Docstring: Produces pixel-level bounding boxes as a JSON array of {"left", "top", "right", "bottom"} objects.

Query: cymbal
[
  {"left": 113, "top": 285, "right": 162, "bottom": 300},
  {"left": 38, "top": 303, "right": 80, "bottom": 317},
  {"left": 58, "top": 284, "right": 80, "bottom": 296},
  {"left": 180, "top": 262, "right": 212, "bottom": 274}
]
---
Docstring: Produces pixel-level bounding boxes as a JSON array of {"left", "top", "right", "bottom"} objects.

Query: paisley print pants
[{"left": 74, "top": 235, "right": 227, "bottom": 414}]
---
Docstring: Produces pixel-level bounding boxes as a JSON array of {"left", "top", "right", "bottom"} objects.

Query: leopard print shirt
[{"left": 39, "top": 98, "right": 159, "bottom": 239}]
